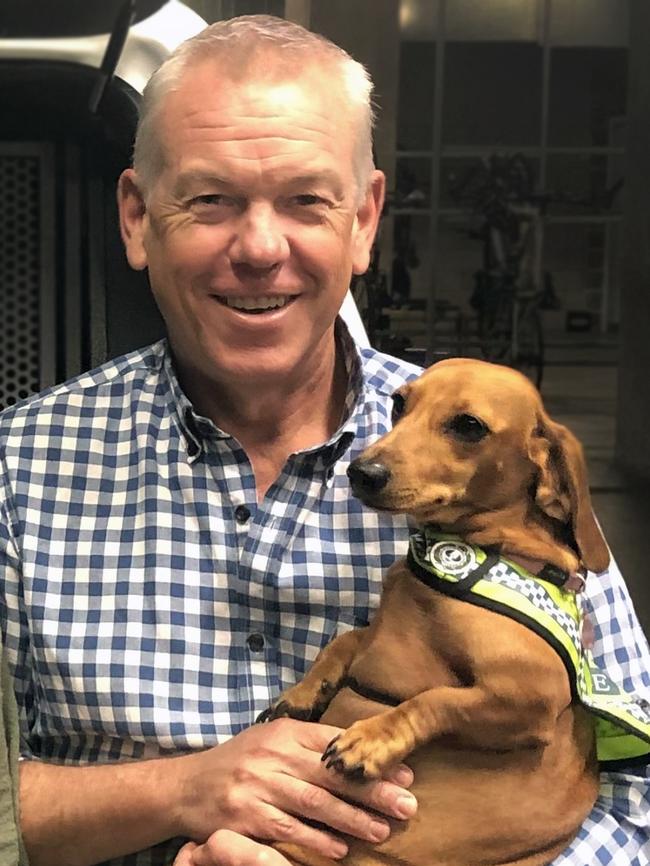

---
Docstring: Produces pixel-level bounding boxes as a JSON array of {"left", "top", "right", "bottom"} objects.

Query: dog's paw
[
  {"left": 256, "top": 679, "right": 339, "bottom": 724},
  {"left": 321, "top": 717, "right": 411, "bottom": 780},
  {"left": 255, "top": 700, "right": 318, "bottom": 724}
]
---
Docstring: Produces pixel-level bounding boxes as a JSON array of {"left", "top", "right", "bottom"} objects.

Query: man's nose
[{"left": 229, "top": 203, "right": 289, "bottom": 270}]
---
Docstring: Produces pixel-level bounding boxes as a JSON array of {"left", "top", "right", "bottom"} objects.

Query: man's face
[{"left": 119, "top": 60, "right": 384, "bottom": 390}]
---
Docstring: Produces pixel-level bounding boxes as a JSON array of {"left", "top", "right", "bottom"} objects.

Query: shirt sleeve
[
  {"left": 551, "top": 556, "right": 650, "bottom": 865},
  {"left": 0, "top": 473, "right": 37, "bottom": 759}
]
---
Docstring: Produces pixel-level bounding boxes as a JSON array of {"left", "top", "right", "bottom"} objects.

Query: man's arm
[
  {"left": 552, "top": 555, "right": 650, "bottom": 864},
  {"left": 19, "top": 755, "right": 185, "bottom": 866},
  {"left": 18, "top": 720, "right": 416, "bottom": 866}
]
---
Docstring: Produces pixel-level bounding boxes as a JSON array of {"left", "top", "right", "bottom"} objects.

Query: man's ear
[
  {"left": 351, "top": 169, "right": 385, "bottom": 276},
  {"left": 117, "top": 169, "right": 149, "bottom": 271}
]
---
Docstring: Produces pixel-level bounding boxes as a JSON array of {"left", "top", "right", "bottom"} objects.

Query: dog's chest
[{"left": 347, "top": 567, "right": 470, "bottom": 698}]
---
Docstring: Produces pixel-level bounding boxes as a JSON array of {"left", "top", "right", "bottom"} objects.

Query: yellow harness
[{"left": 407, "top": 527, "right": 650, "bottom": 766}]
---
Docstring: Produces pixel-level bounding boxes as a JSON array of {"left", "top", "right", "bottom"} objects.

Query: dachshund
[{"left": 261, "top": 358, "right": 610, "bottom": 866}]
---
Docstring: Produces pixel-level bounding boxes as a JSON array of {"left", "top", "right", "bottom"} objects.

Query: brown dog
[{"left": 262, "top": 358, "right": 610, "bottom": 866}]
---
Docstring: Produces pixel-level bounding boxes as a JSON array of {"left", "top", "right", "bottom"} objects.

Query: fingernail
[
  {"left": 369, "top": 819, "right": 390, "bottom": 843},
  {"left": 396, "top": 793, "right": 417, "bottom": 818},
  {"left": 331, "top": 840, "right": 348, "bottom": 859}
]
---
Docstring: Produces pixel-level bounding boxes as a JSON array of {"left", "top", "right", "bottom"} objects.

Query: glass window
[
  {"left": 397, "top": 42, "right": 437, "bottom": 151},
  {"left": 545, "top": 153, "right": 624, "bottom": 216},
  {"left": 436, "top": 216, "right": 484, "bottom": 311},
  {"left": 394, "top": 157, "right": 432, "bottom": 209},
  {"left": 391, "top": 214, "right": 432, "bottom": 304},
  {"left": 543, "top": 222, "right": 607, "bottom": 312},
  {"left": 548, "top": 48, "right": 627, "bottom": 147},
  {"left": 443, "top": 43, "right": 542, "bottom": 146},
  {"left": 440, "top": 154, "right": 540, "bottom": 211}
]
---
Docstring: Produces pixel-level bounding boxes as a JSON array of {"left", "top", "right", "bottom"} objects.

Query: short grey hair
[{"left": 133, "top": 15, "right": 376, "bottom": 201}]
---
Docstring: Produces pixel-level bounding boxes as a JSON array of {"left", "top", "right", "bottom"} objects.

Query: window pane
[
  {"left": 443, "top": 43, "right": 542, "bottom": 146},
  {"left": 391, "top": 214, "right": 432, "bottom": 304},
  {"left": 545, "top": 154, "right": 624, "bottom": 216},
  {"left": 394, "top": 157, "right": 432, "bottom": 209},
  {"left": 543, "top": 222, "right": 607, "bottom": 315},
  {"left": 440, "top": 154, "right": 540, "bottom": 211},
  {"left": 436, "top": 216, "right": 484, "bottom": 310},
  {"left": 397, "top": 42, "right": 436, "bottom": 151},
  {"left": 548, "top": 48, "right": 627, "bottom": 147}
]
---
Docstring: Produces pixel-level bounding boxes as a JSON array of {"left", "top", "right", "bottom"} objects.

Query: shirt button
[
  {"left": 235, "top": 504, "right": 251, "bottom": 524},
  {"left": 247, "top": 632, "right": 265, "bottom": 652}
]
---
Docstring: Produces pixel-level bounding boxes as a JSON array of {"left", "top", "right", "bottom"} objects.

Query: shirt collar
[
  {"left": 161, "top": 317, "right": 368, "bottom": 465},
  {"left": 162, "top": 347, "right": 230, "bottom": 462}
]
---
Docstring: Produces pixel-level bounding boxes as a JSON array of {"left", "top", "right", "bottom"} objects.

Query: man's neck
[{"left": 177, "top": 343, "right": 349, "bottom": 500}]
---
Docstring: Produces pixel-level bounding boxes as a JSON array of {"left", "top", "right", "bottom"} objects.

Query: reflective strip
[{"left": 409, "top": 529, "right": 650, "bottom": 764}]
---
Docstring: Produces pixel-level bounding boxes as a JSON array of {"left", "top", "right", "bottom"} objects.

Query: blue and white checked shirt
[{"left": 0, "top": 324, "right": 649, "bottom": 866}]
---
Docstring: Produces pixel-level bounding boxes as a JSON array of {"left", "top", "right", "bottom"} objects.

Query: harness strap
[{"left": 339, "top": 676, "right": 402, "bottom": 707}]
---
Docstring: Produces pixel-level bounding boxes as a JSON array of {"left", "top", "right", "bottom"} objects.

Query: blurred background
[{"left": 1, "top": 0, "right": 649, "bottom": 635}]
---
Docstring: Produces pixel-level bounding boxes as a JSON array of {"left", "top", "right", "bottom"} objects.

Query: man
[{"left": 0, "top": 14, "right": 648, "bottom": 866}]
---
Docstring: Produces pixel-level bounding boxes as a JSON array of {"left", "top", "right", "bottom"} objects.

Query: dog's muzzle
[{"left": 347, "top": 459, "right": 391, "bottom": 496}]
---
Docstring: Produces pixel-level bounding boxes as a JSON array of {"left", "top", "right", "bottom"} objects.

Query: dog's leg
[
  {"left": 258, "top": 628, "right": 367, "bottom": 722},
  {"left": 322, "top": 673, "right": 568, "bottom": 779}
]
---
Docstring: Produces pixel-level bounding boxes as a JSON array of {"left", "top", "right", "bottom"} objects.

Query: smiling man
[
  {"left": 118, "top": 48, "right": 383, "bottom": 497},
  {"left": 1, "top": 14, "right": 649, "bottom": 866}
]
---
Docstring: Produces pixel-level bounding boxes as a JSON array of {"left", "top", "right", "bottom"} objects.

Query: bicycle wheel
[{"left": 513, "top": 305, "right": 544, "bottom": 389}]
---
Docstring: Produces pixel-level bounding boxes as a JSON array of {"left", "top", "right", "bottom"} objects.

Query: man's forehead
[{"left": 170, "top": 56, "right": 344, "bottom": 113}]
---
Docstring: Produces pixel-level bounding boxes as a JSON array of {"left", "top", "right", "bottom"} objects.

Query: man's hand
[
  {"left": 177, "top": 718, "right": 417, "bottom": 861},
  {"left": 174, "top": 833, "right": 291, "bottom": 866}
]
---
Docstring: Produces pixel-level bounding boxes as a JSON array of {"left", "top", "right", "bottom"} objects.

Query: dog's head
[{"left": 348, "top": 358, "right": 609, "bottom": 573}]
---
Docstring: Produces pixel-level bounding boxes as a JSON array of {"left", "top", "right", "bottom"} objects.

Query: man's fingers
[
  {"left": 278, "top": 719, "right": 418, "bottom": 826},
  {"left": 341, "top": 772, "right": 418, "bottom": 822},
  {"left": 259, "top": 805, "right": 348, "bottom": 860},
  {"left": 173, "top": 842, "right": 198, "bottom": 865},
  {"left": 283, "top": 777, "right": 391, "bottom": 846},
  {"left": 188, "top": 829, "right": 300, "bottom": 866}
]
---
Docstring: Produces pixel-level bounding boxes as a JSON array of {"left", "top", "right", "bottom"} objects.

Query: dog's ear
[{"left": 528, "top": 415, "right": 610, "bottom": 573}]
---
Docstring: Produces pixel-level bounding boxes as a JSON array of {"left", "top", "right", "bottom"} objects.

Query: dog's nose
[{"left": 347, "top": 460, "right": 391, "bottom": 493}]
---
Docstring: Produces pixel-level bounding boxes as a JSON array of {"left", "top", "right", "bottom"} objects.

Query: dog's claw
[{"left": 322, "top": 736, "right": 340, "bottom": 762}]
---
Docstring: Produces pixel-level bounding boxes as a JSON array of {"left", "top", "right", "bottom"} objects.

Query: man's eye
[
  {"left": 391, "top": 392, "right": 406, "bottom": 424},
  {"left": 445, "top": 413, "right": 490, "bottom": 443},
  {"left": 192, "top": 194, "right": 227, "bottom": 206},
  {"left": 293, "top": 194, "right": 325, "bottom": 206}
]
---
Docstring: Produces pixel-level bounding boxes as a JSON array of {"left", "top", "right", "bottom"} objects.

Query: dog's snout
[{"left": 347, "top": 460, "right": 392, "bottom": 494}]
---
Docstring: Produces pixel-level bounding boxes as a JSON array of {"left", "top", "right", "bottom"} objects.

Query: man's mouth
[{"left": 214, "top": 295, "right": 296, "bottom": 314}]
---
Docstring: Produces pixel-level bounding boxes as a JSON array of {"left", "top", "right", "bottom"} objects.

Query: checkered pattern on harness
[{"left": 488, "top": 561, "right": 582, "bottom": 647}]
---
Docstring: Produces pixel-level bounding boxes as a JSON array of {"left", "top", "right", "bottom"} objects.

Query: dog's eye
[
  {"left": 391, "top": 392, "right": 406, "bottom": 424},
  {"left": 446, "top": 413, "right": 490, "bottom": 443}
]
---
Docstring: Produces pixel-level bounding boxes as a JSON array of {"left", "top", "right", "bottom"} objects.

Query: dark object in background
[{"left": 566, "top": 311, "right": 594, "bottom": 333}]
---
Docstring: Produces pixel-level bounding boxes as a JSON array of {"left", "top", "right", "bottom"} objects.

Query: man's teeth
[{"left": 223, "top": 295, "right": 291, "bottom": 311}]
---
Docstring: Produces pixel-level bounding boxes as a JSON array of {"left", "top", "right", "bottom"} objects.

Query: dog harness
[{"left": 404, "top": 527, "right": 650, "bottom": 766}]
